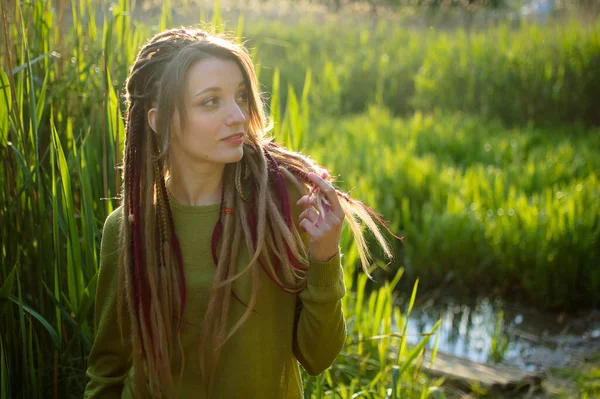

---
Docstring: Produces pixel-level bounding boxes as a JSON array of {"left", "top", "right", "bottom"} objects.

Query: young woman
[{"left": 84, "top": 27, "right": 394, "bottom": 398}]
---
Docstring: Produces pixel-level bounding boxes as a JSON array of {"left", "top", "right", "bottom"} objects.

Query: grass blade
[
  {"left": 0, "top": 335, "right": 8, "bottom": 399},
  {"left": 397, "top": 318, "right": 441, "bottom": 377},
  {"left": 159, "top": 0, "right": 172, "bottom": 31},
  {"left": 235, "top": 13, "right": 244, "bottom": 43},
  {"left": 50, "top": 112, "right": 63, "bottom": 342},
  {"left": 270, "top": 67, "right": 280, "bottom": 136},
  {"left": 0, "top": 68, "right": 11, "bottom": 144},
  {"left": 285, "top": 83, "right": 298, "bottom": 149},
  {"left": 430, "top": 325, "right": 441, "bottom": 369},
  {"left": 399, "top": 279, "right": 419, "bottom": 363},
  {"left": 0, "top": 264, "right": 17, "bottom": 299},
  {"left": 52, "top": 120, "right": 84, "bottom": 311},
  {"left": 8, "top": 296, "right": 60, "bottom": 350},
  {"left": 212, "top": 0, "right": 222, "bottom": 32}
]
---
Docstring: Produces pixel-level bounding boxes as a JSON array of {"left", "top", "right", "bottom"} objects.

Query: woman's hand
[{"left": 297, "top": 173, "right": 345, "bottom": 262}]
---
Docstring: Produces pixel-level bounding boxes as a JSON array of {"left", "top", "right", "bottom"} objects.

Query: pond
[{"left": 397, "top": 294, "right": 600, "bottom": 371}]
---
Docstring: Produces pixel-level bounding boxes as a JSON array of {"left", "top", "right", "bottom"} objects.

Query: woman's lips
[{"left": 221, "top": 133, "right": 244, "bottom": 145}]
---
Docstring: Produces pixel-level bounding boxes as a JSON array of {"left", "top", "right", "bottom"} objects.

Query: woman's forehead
[{"left": 186, "top": 58, "right": 245, "bottom": 95}]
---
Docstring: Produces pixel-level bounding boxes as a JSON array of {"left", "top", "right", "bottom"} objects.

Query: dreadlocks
[{"left": 118, "top": 27, "right": 399, "bottom": 398}]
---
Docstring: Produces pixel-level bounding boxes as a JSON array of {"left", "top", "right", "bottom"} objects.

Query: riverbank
[{"left": 395, "top": 290, "right": 600, "bottom": 397}]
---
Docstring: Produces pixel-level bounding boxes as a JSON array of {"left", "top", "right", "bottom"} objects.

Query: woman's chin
[{"left": 223, "top": 147, "right": 244, "bottom": 164}]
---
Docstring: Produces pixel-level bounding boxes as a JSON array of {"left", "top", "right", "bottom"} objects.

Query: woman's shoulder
[
  {"left": 98, "top": 206, "right": 124, "bottom": 263},
  {"left": 102, "top": 205, "right": 124, "bottom": 240}
]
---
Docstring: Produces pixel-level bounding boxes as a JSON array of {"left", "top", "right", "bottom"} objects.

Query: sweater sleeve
[
  {"left": 84, "top": 207, "right": 132, "bottom": 398},
  {"left": 286, "top": 179, "right": 347, "bottom": 376}
]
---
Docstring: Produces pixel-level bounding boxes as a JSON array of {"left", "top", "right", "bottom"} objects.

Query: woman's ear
[{"left": 147, "top": 108, "right": 157, "bottom": 133}]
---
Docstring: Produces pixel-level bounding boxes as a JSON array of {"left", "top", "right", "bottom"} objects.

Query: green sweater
[{"left": 84, "top": 186, "right": 346, "bottom": 398}]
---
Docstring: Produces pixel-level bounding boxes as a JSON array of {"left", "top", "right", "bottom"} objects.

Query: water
[{"left": 397, "top": 295, "right": 600, "bottom": 371}]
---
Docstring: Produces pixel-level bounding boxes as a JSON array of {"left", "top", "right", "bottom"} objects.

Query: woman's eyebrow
[{"left": 194, "top": 81, "right": 246, "bottom": 97}]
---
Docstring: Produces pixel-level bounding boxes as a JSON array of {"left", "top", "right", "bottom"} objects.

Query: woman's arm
[
  {"left": 84, "top": 208, "right": 132, "bottom": 398},
  {"left": 293, "top": 253, "right": 346, "bottom": 376},
  {"left": 287, "top": 175, "right": 347, "bottom": 375}
]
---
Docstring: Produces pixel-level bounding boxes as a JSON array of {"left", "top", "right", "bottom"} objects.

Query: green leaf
[
  {"left": 35, "top": 68, "right": 48, "bottom": 132},
  {"left": 7, "top": 296, "right": 60, "bottom": 349},
  {"left": 389, "top": 266, "right": 404, "bottom": 292},
  {"left": 0, "top": 68, "right": 11, "bottom": 144},
  {"left": 397, "top": 319, "right": 441, "bottom": 377},
  {"left": 10, "top": 53, "right": 52, "bottom": 76},
  {"left": 407, "top": 278, "right": 419, "bottom": 317},
  {"left": 212, "top": 0, "right": 222, "bottom": 32},
  {"left": 399, "top": 278, "right": 419, "bottom": 360},
  {"left": 41, "top": 282, "right": 94, "bottom": 352},
  {"left": 79, "top": 137, "right": 99, "bottom": 276},
  {"left": 52, "top": 121, "right": 84, "bottom": 310},
  {"left": 235, "top": 13, "right": 244, "bottom": 43},
  {"left": 0, "top": 335, "right": 8, "bottom": 399},
  {"left": 430, "top": 324, "right": 441, "bottom": 368},
  {"left": 299, "top": 68, "right": 311, "bottom": 149},
  {"left": 0, "top": 265, "right": 17, "bottom": 299},
  {"left": 50, "top": 110, "right": 63, "bottom": 341},
  {"left": 391, "top": 366, "right": 399, "bottom": 398},
  {"left": 285, "top": 84, "right": 299, "bottom": 150},
  {"left": 27, "top": 316, "right": 37, "bottom": 395},
  {"left": 270, "top": 67, "right": 280, "bottom": 134}
]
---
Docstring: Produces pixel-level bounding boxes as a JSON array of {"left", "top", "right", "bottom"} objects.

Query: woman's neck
[{"left": 166, "top": 160, "right": 225, "bottom": 206}]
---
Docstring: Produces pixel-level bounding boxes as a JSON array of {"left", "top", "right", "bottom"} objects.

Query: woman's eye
[
  {"left": 237, "top": 92, "right": 249, "bottom": 103},
  {"left": 202, "top": 97, "right": 219, "bottom": 107}
]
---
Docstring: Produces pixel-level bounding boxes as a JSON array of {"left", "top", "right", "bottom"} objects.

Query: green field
[
  {"left": 1, "top": 0, "right": 599, "bottom": 397},
  {"left": 311, "top": 108, "right": 600, "bottom": 309}
]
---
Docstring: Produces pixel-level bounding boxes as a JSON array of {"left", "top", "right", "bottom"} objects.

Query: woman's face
[{"left": 169, "top": 57, "right": 250, "bottom": 168}]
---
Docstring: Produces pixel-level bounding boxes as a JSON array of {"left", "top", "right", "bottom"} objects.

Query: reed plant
[
  {"left": 298, "top": 235, "right": 443, "bottom": 398},
  {"left": 1, "top": 0, "right": 137, "bottom": 396},
  {"left": 490, "top": 311, "right": 509, "bottom": 364}
]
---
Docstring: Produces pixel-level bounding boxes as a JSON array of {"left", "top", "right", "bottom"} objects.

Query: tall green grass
[
  {"left": 309, "top": 107, "right": 600, "bottom": 309},
  {"left": 300, "top": 239, "right": 443, "bottom": 398},
  {"left": 244, "top": 16, "right": 600, "bottom": 126},
  {"left": 0, "top": 0, "right": 133, "bottom": 396},
  {"left": 0, "top": 1, "right": 438, "bottom": 397}
]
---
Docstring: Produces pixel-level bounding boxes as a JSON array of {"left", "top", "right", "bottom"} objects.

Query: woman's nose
[{"left": 226, "top": 101, "right": 247, "bottom": 126}]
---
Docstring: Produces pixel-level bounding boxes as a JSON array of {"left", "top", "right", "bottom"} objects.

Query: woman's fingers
[
  {"left": 299, "top": 208, "right": 341, "bottom": 233},
  {"left": 325, "top": 211, "right": 341, "bottom": 226},
  {"left": 306, "top": 173, "right": 344, "bottom": 219},
  {"left": 296, "top": 193, "right": 321, "bottom": 208},
  {"left": 296, "top": 174, "right": 345, "bottom": 262},
  {"left": 299, "top": 218, "right": 321, "bottom": 237},
  {"left": 299, "top": 208, "right": 320, "bottom": 225}
]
